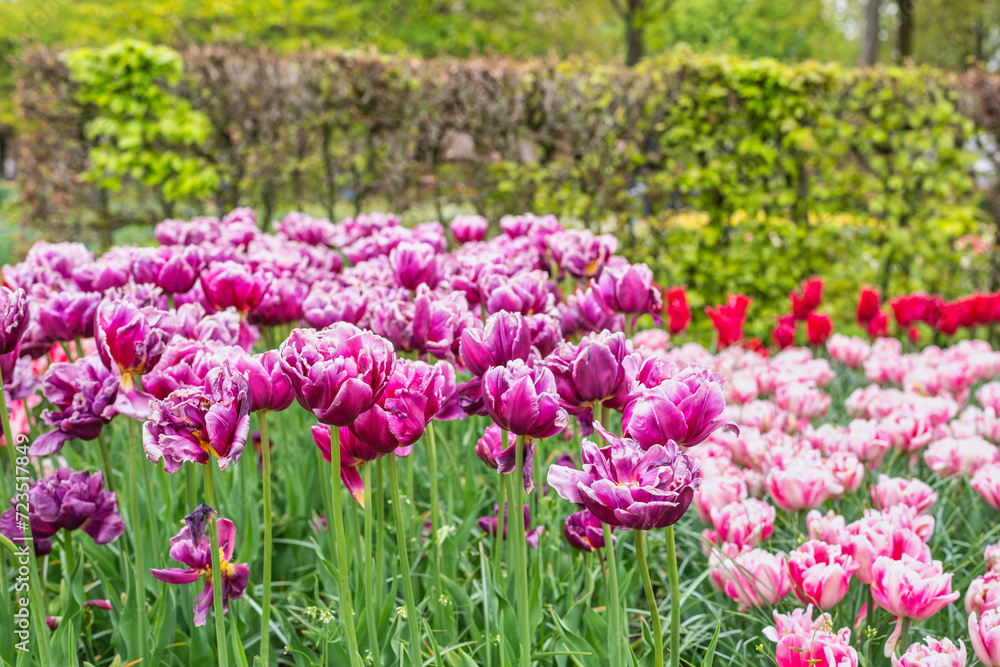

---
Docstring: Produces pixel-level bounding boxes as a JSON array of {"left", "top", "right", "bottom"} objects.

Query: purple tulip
[
  {"left": 132, "top": 246, "right": 202, "bottom": 294},
  {"left": 370, "top": 288, "right": 473, "bottom": 362},
  {"left": 525, "top": 314, "right": 563, "bottom": 358},
  {"left": 546, "top": 230, "right": 618, "bottom": 279},
  {"left": 251, "top": 276, "right": 307, "bottom": 326},
  {"left": 32, "top": 354, "right": 118, "bottom": 456},
  {"left": 143, "top": 339, "right": 220, "bottom": 400},
  {"left": 500, "top": 213, "right": 563, "bottom": 244},
  {"left": 544, "top": 331, "right": 629, "bottom": 412},
  {"left": 622, "top": 365, "right": 736, "bottom": 448},
  {"left": 302, "top": 283, "right": 369, "bottom": 329},
  {"left": 279, "top": 212, "right": 337, "bottom": 246},
  {"left": 591, "top": 262, "right": 662, "bottom": 315},
  {"left": 481, "top": 271, "right": 558, "bottom": 316},
  {"left": 36, "top": 290, "right": 100, "bottom": 343},
  {"left": 563, "top": 509, "right": 614, "bottom": 552},
  {"left": 482, "top": 359, "right": 569, "bottom": 439},
  {"left": 252, "top": 350, "right": 295, "bottom": 413},
  {"left": 559, "top": 288, "right": 624, "bottom": 336},
  {"left": 460, "top": 311, "right": 533, "bottom": 377},
  {"left": 604, "top": 353, "right": 679, "bottom": 412},
  {"left": 350, "top": 359, "right": 454, "bottom": 456},
  {"left": 95, "top": 299, "right": 173, "bottom": 418},
  {"left": 547, "top": 422, "right": 701, "bottom": 530},
  {"left": 278, "top": 324, "right": 395, "bottom": 427},
  {"left": 390, "top": 241, "right": 438, "bottom": 290},
  {"left": 0, "top": 287, "right": 29, "bottom": 355},
  {"left": 200, "top": 261, "right": 270, "bottom": 315},
  {"left": 0, "top": 468, "right": 124, "bottom": 556},
  {"left": 24, "top": 241, "right": 93, "bottom": 279},
  {"left": 478, "top": 503, "right": 544, "bottom": 548},
  {"left": 142, "top": 373, "right": 252, "bottom": 472},
  {"left": 72, "top": 251, "right": 132, "bottom": 293},
  {"left": 150, "top": 505, "right": 250, "bottom": 627},
  {"left": 155, "top": 217, "right": 221, "bottom": 246},
  {"left": 450, "top": 215, "right": 489, "bottom": 244},
  {"left": 475, "top": 423, "right": 536, "bottom": 492},
  {"left": 220, "top": 208, "right": 260, "bottom": 248}
]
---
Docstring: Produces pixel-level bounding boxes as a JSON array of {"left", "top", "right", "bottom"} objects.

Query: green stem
[
  {"left": 1, "top": 377, "right": 51, "bottom": 665},
  {"left": 363, "top": 462, "right": 381, "bottom": 666},
  {"left": 493, "top": 474, "right": 507, "bottom": 586},
  {"left": 387, "top": 455, "right": 421, "bottom": 666},
  {"left": 512, "top": 435, "right": 531, "bottom": 667},
  {"left": 427, "top": 422, "right": 446, "bottom": 625},
  {"left": 186, "top": 460, "right": 198, "bottom": 511},
  {"left": 97, "top": 430, "right": 114, "bottom": 493},
  {"left": 665, "top": 525, "right": 681, "bottom": 667},
  {"left": 204, "top": 463, "right": 230, "bottom": 667},
  {"left": 259, "top": 411, "right": 273, "bottom": 659},
  {"left": 635, "top": 531, "right": 663, "bottom": 667},
  {"left": 128, "top": 417, "right": 148, "bottom": 658},
  {"left": 604, "top": 522, "right": 622, "bottom": 667},
  {"left": 329, "top": 426, "right": 363, "bottom": 667},
  {"left": 376, "top": 457, "right": 385, "bottom": 606}
]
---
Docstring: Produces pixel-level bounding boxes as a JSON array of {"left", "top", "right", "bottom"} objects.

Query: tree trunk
[
  {"left": 621, "top": 0, "right": 645, "bottom": 67},
  {"left": 861, "top": 0, "right": 882, "bottom": 66},
  {"left": 897, "top": 0, "right": 914, "bottom": 62}
]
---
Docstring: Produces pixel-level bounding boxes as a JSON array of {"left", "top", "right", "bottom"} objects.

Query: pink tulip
[
  {"left": 967, "top": 572, "right": 1000, "bottom": 615},
  {"left": 766, "top": 460, "right": 842, "bottom": 512},
  {"left": 807, "top": 510, "right": 849, "bottom": 545},
  {"left": 827, "top": 334, "right": 871, "bottom": 368},
  {"left": 848, "top": 522, "right": 930, "bottom": 585},
  {"left": 923, "top": 437, "right": 998, "bottom": 479},
  {"left": 872, "top": 556, "right": 959, "bottom": 653},
  {"left": 872, "top": 475, "right": 938, "bottom": 514},
  {"left": 970, "top": 609, "right": 1000, "bottom": 667},
  {"left": 788, "top": 540, "right": 859, "bottom": 610},
  {"left": 826, "top": 451, "right": 864, "bottom": 494},
  {"left": 716, "top": 548, "right": 791, "bottom": 611},
  {"left": 762, "top": 604, "right": 833, "bottom": 642},
  {"left": 694, "top": 472, "right": 748, "bottom": 523},
  {"left": 706, "top": 498, "right": 775, "bottom": 550},
  {"left": 973, "top": 463, "right": 1000, "bottom": 511},
  {"left": 775, "top": 627, "right": 858, "bottom": 667},
  {"left": 890, "top": 637, "right": 966, "bottom": 667}
]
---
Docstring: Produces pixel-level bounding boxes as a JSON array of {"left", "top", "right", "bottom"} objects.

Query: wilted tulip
[
  {"left": 150, "top": 506, "right": 250, "bottom": 627},
  {"left": 0, "top": 468, "right": 124, "bottom": 557},
  {"left": 563, "top": 509, "right": 613, "bottom": 552}
]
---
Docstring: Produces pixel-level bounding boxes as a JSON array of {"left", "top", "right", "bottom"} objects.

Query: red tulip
[
  {"left": 790, "top": 277, "right": 823, "bottom": 320},
  {"left": 805, "top": 312, "right": 833, "bottom": 346},
  {"left": 663, "top": 286, "right": 690, "bottom": 334}
]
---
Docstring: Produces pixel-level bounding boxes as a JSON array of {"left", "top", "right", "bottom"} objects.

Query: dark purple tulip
[
  {"left": 200, "top": 261, "right": 270, "bottom": 314},
  {"left": 560, "top": 288, "right": 624, "bottom": 336},
  {"left": 475, "top": 423, "right": 536, "bottom": 492},
  {"left": 302, "top": 283, "right": 368, "bottom": 329},
  {"left": 591, "top": 262, "right": 662, "bottom": 315},
  {"left": 2, "top": 353, "right": 38, "bottom": 399},
  {"left": 312, "top": 424, "right": 382, "bottom": 506},
  {"left": 460, "top": 311, "right": 532, "bottom": 377},
  {"left": 32, "top": 354, "right": 118, "bottom": 456},
  {"left": 482, "top": 271, "right": 558, "bottom": 317},
  {"left": 278, "top": 324, "right": 395, "bottom": 427},
  {"left": 253, "top": 350, "right": 294, "bottom": 413},
  {"left": 604, "top": 353, "right": 679, "bottom": 412},
  {"left": 478, "top": 503, "right": 544, "bottom": 548},
  {"left": 450, "top": 215, "right": 489, "bottom": 244},
  {"left": 150, "top": 506, "right": 250, "bottom": 627},
  {"left": 622, "top": 365, "right": 735, "bottom": 449},
  {"left": 411, "top": 288, "right": 474, "bottom": 361},
  {"left": 547, "top": 422, "right": 700, "bottom": 530},
  {"left": 544, "top": 331, "right": 629, "bottom": 412},
  {"left": 251, "top": 276, "right": 307, "bottom": 326},
  {"left": 563, "top": 509, "right": 614, "bottom": 552},
  {"left": 131, "top": 245, "right": 202, "bottom": 295},
  {"left": 142, "top": 377, "right": 252, "bottom": 473},
  {"left": 0, "top": 287, "right": 29, "bottom": 355},
  {"left": 345, "top": 225, "right": 412, "bottom": 264},
  {"left": 546, "top": 230, "right": 618, "bottom": 279},
  {"left": 351, "top": 359, "right": 453, "bottom": 455},
  {"left": 390, "top": 241, "right": 438, "bottom": 290},
  {"left": 279, "top": 212, "right": 337, "bottom": 246},
  {"left": 0, "top": 468, "right": 124, "bottom": 556},
  {"left": 36, "top": 290, "right": 100, "bottom": 342},
  {"left": 482, "top": 359, "right": 569, "bottom": 439}
]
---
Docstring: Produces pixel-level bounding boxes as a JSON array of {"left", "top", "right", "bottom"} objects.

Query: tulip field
[{"left": 3, "top": 208, "right": 1000, "bottom": 667}]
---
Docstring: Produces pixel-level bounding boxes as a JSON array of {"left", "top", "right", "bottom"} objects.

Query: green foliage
[{"left": 63, "top": 40, "right": 218, "bottom": 202}]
